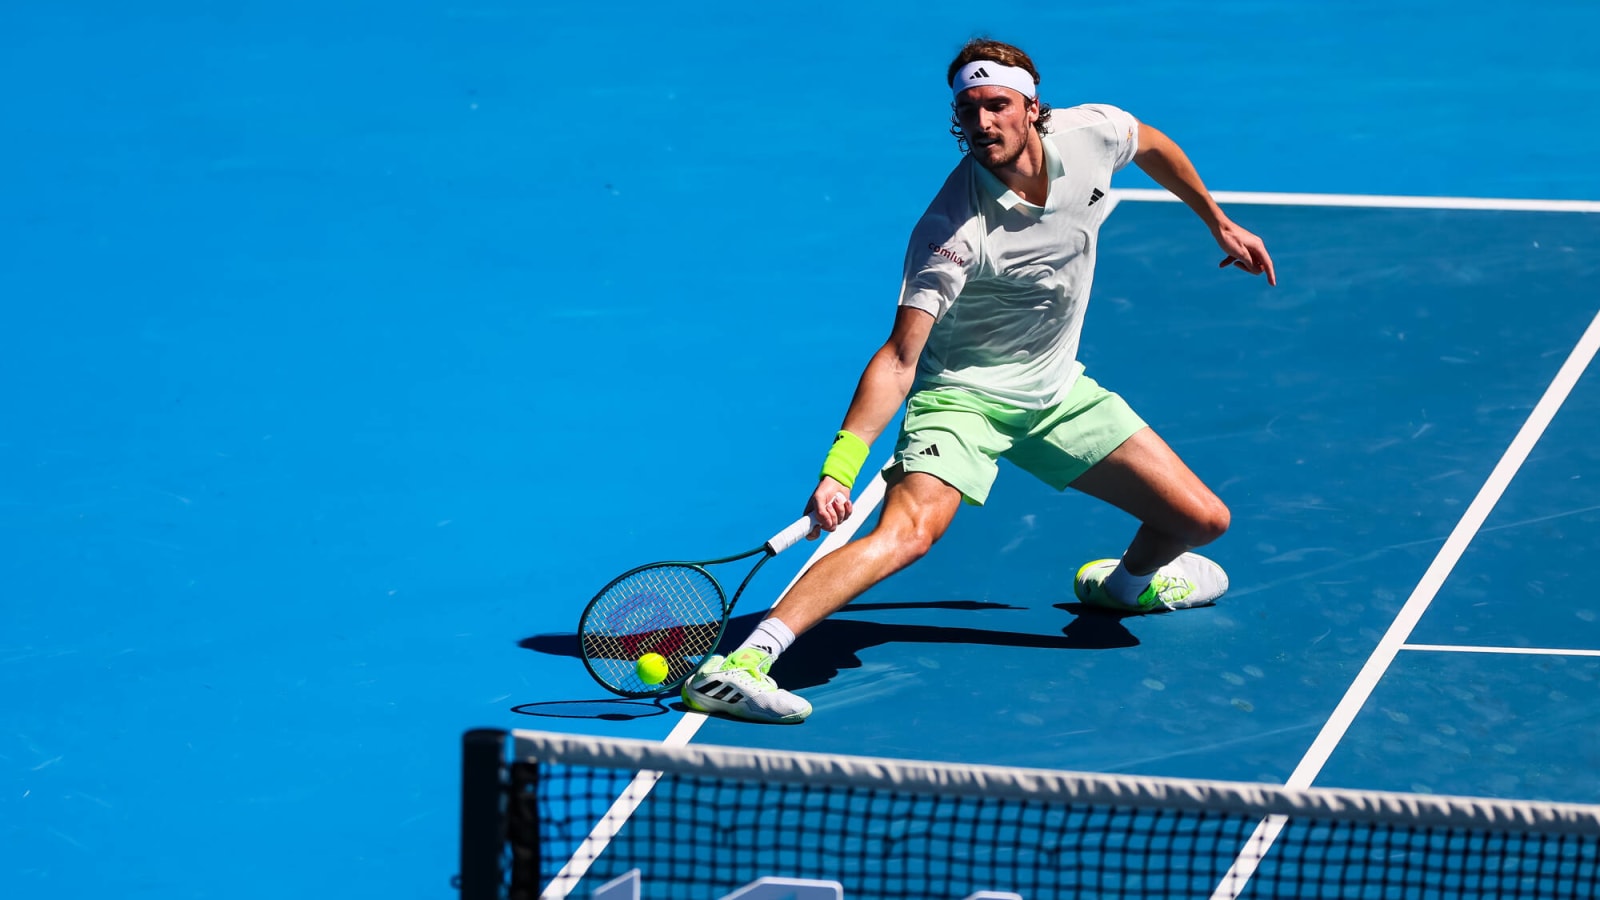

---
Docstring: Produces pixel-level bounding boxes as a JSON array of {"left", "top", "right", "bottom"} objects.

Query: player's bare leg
[
  {"left": 682, "top": 470, "right": 963, "bottom": 723},
  {"left": 770, "top": 470, "right": 965, "bottom": 637},
  {"left": 1069, "top": 427, "right": 1232, "bottom": 611}
]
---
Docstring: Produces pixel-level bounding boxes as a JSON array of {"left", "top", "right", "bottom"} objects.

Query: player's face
[{"left": 954, "top": 86, "right": 1038, "bottom": 171}]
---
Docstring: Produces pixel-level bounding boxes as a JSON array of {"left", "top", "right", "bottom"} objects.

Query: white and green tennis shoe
[
  {"left": 1074, "top": 553, "right": 1229, "bottom": 612},
  {"left": 682, "top": 648, "right": 812, "bottom": 724}
]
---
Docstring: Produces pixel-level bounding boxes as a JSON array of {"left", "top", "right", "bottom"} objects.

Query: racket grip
[{"left": 765, "top": 515, "right": 819, "bottom": 555}]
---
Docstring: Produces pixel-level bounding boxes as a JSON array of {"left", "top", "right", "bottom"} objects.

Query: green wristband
[{"left": 819, "top": 430, "right": 870, "bottom": 490}]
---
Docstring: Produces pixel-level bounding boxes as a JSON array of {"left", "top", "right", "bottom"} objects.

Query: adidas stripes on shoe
[{"left": 681, "top": 648, "right": 812, "bottom": 724}]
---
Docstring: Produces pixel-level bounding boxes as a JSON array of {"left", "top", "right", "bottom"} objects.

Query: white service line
[
  {"left": 1211, "top": 308, "right": 1600, "bottom": 899},
  {"left": 540, "top": 469, "right": 892, "bottom": 899},
  {"left": 1403, "top": 644, "right": 1600, "bottom": 658},
  {"left": 1114, "top": 187, "right": 1600, "bottom": 213}
]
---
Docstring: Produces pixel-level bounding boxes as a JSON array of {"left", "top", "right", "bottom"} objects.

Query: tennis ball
[{"left": 636, "top": 652, "right": 669, "bottom": 685}]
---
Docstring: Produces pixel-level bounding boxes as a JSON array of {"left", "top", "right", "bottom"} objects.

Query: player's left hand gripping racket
[{"left": 576, "top": 514, "right": 819, "bottom": 697}]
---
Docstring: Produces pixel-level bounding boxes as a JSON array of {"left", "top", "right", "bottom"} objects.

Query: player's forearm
[
  {"left": 1134, "top": 125, "right": 1227, "bottom": 233},
  {"left": 838, "top": 343, "right": 919, "bottom": 447}
]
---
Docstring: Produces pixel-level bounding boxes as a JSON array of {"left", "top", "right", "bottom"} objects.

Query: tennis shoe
[
  {"left": 1075, "top": 553, "right": 1229, "bottom": 612},
  {"left": 681, "top": 648, "right": 812, "bottom": 724}
]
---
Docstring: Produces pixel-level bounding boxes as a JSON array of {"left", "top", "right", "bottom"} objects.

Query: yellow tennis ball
[{"left": 636, "top": 652, "right": 669, "bottom": 685}]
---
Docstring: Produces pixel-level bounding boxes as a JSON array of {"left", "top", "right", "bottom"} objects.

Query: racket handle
[
  {"left": 765, "top": 492, "right": 850, "bottom": 555},
  {"left": 765, "top": 515, "right": 819, "bottom": 555}
]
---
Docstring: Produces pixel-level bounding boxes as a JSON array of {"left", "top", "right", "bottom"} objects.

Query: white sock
[
  {"left": 737, "top": 617, "right": 796, "bottom": 660},
  {"left": 1105, "top": 561, "right": 1156, "bottom": 606}
]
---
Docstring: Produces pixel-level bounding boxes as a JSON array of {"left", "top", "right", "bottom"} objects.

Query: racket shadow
[
  {"left": 519, "top": 599, "right": 1141, "bottom": 694},
  {"left": 509, "top": 696, "right": 676, "bottom": 722}
]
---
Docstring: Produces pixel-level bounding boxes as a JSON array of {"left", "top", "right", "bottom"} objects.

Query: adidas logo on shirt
[{"left": 1088, "top": 188, "right": 1105, "bottom": 206}]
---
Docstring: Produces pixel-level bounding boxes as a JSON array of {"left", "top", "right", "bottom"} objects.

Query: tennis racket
[{"left": 576, "top": 514, "right": 819, "bottom": 697}]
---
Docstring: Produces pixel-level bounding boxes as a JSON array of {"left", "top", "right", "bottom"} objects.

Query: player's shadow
[{"left": 517, "top": 599, "right": 1141, "bottom": 695}]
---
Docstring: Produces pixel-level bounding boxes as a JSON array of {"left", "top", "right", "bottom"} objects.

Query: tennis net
[{"left": 459, "top": 728, "right": 1600, "bottom": 899}]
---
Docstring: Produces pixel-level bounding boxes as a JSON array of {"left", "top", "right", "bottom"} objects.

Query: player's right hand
[
  {"left": 806, "top": 478, "right": 853, "bottom": 539},
  {"left": 1213, "top": 219, "right": 1277, "bottom": 286}
]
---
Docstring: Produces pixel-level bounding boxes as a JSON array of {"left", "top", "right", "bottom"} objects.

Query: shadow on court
[
  {"left": 510, "top": 697, "right": 678, "bottom": 722},
  {"left": 517, "top": 600, "right": 1145, "bottom": 715}
]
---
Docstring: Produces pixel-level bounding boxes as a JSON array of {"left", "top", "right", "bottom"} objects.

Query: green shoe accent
[
  {"left": 1137, "top": 573, "right": 1196, "bottom": 609},
  {"left": 725, "top": 647, "right": 774, "bottom": 675},
  {"left": 1073, "top": 558, "right": 1120, "bottom": 608}
]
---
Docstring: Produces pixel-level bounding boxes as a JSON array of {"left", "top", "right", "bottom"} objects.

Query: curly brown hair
[{"left": 946, "top": 38, "right": 1053, "bottom": 153}]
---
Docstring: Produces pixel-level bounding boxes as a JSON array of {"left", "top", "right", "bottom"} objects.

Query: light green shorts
[{"left": 892, "top": 375, "right": 1146, "bottom": 505}]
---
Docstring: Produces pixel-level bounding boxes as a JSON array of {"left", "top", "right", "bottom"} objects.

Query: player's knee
[
  {"left": 878, "top": 520, "right": 940, "bottom": 571},
  {"left": 1188, "top": 498, "right": 1230, "bottom": 547},
  {"left": 897, "top": 530, "right": 939, "bottom": 570}
]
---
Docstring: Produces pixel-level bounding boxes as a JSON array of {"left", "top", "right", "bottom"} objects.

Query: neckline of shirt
[{"left": 974, "top": 134, "right": 1064, "bottom": 213}]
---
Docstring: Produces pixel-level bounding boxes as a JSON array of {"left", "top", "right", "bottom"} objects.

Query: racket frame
[{"left": 575, "top": 515, "right": 816, "bottom": 698}]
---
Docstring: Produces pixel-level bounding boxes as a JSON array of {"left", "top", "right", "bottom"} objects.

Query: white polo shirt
[{"left": 898, "top": 103, "right": 1139, "bottom": 409}]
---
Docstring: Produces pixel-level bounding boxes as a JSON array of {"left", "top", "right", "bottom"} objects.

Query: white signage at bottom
[{"left": 587, "top": 869, "right": 1023, "bottom": 900}]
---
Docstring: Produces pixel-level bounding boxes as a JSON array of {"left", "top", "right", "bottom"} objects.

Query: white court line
[
  {"left": 541, "top": 470, "right": 892, "bottom": 899},
  {"left": 1115, "top": 187, "right": 1600, "bottom": 213},
  {"left": 1404, "top": 643, "right": 1600, "bottom": 658},
  {"left": 1211, "top": 308, "right": 1600, "bottom": 899}
]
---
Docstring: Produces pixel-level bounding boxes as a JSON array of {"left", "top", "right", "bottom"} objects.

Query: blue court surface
[{"left": 5, "top": 2, "right": 1600, "bottom": 898}]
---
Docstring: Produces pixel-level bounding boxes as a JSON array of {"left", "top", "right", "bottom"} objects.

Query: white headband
[{"left": 951, "top": 60, "right": 1037, "bottom": 100}]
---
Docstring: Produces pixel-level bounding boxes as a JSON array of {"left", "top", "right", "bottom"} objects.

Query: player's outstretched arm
[
  {"left": 1132, "top": 122, "right": 1277, "bottom": 286},
  {"left": 807, "top": 306, "right": 935, "bottom": 534}
]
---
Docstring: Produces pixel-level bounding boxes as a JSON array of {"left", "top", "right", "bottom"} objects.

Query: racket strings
[{"left": 582, "top": 565, "right": 726, "bottom": 694}]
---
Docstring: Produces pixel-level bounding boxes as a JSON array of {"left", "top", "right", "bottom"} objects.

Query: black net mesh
[{"left": 458, "top": 731, "right": 1600, "bottom": 900}]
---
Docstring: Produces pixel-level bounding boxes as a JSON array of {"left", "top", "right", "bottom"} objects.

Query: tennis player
[{"left": 685, "top": 38, "right": 1276, "bottom": 723}]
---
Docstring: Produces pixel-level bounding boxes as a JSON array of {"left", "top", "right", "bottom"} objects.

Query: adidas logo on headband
[{"left": 951, "top": 60, "right": 1037, "bottom": 99}]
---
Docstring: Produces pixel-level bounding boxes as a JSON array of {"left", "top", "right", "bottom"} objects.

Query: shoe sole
[{"left": 682, "top": 686, "right": 811, "bottom": 725}]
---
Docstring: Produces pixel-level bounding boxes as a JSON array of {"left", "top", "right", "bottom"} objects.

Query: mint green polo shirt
[{"left": 898, "top": 103, "right": 1140, "bottom": 410}]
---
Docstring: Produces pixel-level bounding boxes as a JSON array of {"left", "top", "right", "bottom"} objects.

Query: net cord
[{"left": 507, "top": 728, "right": 1600, "bottom": 836}]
